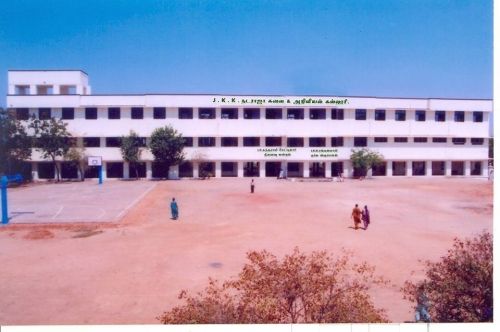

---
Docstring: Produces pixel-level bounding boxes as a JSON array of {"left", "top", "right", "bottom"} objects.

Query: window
[
  {"left": 287, "top": 137, "right": 304, "bottom": 147},
  {"left": 372, "top": 162, "right": 386, "bottom": 176},
  {"left": 473, "top": 111, "right": 483, "bottom": 122},
  {"left": 265, "top": 108, "right": 282, "bottom": 119},
  {"left": 394, "top": 137, "right": 408, "bottom": 143},
  {"left": 310, "top": 108, "right": 326, "bottom": 119},
  {"left": 392, "top": 161, "right": 407, "bottom": 176},
  {"left": 432, "top": 137, "right": 447, "bottom": 143},
  {"left": 179, "top": 162, "right": 194, "bottom": 178},
  {"left": 265, "top": 137, "right": 281, "bottom": 147},
  {"left": 471, "top": 161, "right": 482, "bottom": 176},
  {"left": 38, "top": 108, "right": 51, "bottom": 120},
  {"left": 221, "top": 108, "right": 238, "bottom": 119},
  {"left": 287, "top": 108, "right": 304, "bottom": 119},
  {"left": 454, "top": 111, "right": 464, "bottom": 122},
  {"left": 432, "top": 161, "right": 445, "bottom": 176},
  {"left": 64, "top": 137, "right": 77, "bottom": 147},
  {"left": 105, "top": 137, "right": 122, "bottom": 147},
  {"left": 199, "top": 108, "right": 215, "bottom": 119},
  {"left": 435, "top": 111, "right": 446, "bottom": 122},
  {"left": 198, "top": 137, "right": 216, "bottom": 147},
  {"left": 415, "top": 110, "right": 426, "bottom": 121},
  {"left": 354, "top": 137, "right": 367, "bottom": 147},
  {"left": 108, "top": 107, "right": 121, "bottom": 119},
  {"left": 452, "top": 138, "right": 466, "bottom": 145},
  {"left": 374, "top": 109, "right": 386, "bottom": 121},
  {"left": 61, "top": 108, "right": 74, "bottom": 120},
  {"left": 243, "top": 137, "right": 260, "bottom": 146},
  {"left": 331, "top": 108, "right": 344, "bottom": 120},
  {"left": 395, "top": 110, "right": 406, "bottom": 121},
  {"left": 244, "top": 108, "right": 260, "bottom": 119},
  {"left": 182, "top": 137, "right": 193, "bottom": 147},
  {"left": 309, "top": 137, "right": 326, "bottom": 147},
  {"left": 221, "top": 137, "right": 238, "bottom": 147},
  {"left": 414, "top": 137, "right": 428, "bottom": 143},
  {"left": 471, "top": 138, "right": 484, "bottom": 145},
  {"left": 85, "top": 107, "right": 98, "bottom": 120},
  {"left": 374, "top": 137, "right": 388, "bottom": 143},
  {"left": 412, "top": 161, "right": 426, "bottom": 176},
  {"left": 106, "top": 162, "right": 124, "bottom": 178},
  {"left": 15, "top": 85, "right": 30, "bottom": 95},
  {"left": 221, "top": 162, "right": 238, "bottom": 177},
  {"left": 60, "top": 85, "right": 76, "bottom": 94},
  {"left": 355, "top": 109, "right": 366, "bottom": 120},
  {"left": 16, "top": 108, "right": 30, "bottom": 120},
  {"left": 154, "top": 107, "right": 166, "bottom": 119},
  {"left": 83, "top": 137, "right": 100, "bottom": 147},
  {"left": 37, "top": 85, "right": 53, "bottom": 95},
  {"left": 331, "top": 137, "right": 344, "bottom": 147},
  {"left": 179, "top": 108, "right": 193, "bottom": 119},
  {"left": 131, "top": 107, "right": 143, "bottom": 119},
  {"left": 136, "top": 137, "right": 147, "bottom": 147},
  {"left": 451, "top": 161, "right": 464, "bottom": 176}
]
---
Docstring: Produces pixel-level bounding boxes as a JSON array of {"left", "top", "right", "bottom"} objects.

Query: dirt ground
[{"left": 0, "top": 177, "right": 493, "bottom": 325}]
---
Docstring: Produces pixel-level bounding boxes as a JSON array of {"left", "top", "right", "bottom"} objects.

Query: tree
[
  {"left": 149, "top": 126, "right": 185, "bottom": 179},
  {"left": 64, "top": 147, "right": 87, "bottom": 181},
  {"left": 402, "top": 232, "right": 493, "bottom": 322},
  {"left": 120, "top": 130, "right": 143, "bottom": 179},
  {"left": 488, "top": 138, "right": 493, "bottom": 160},
  {"left": 0, "top": 108, "right": 32, "bottom": 176},
  {"left": 29, "top": 116, "right": 72, "bottom": 182},
  {"left": 191, "top": 150, "right": 210, "bottom": 179},
  {"left": 350, "top": 148, "right": 384, "bottom": 177},
  {"left": 158, "top": 248, "right": 389, "bottom": 324}
]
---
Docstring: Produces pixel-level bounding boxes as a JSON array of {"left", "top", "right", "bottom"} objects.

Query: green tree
[
  {"left": 120, "top": 130, "right": 143, "bottom": 179},
  {"left": 64, "top": 147, "right": 87, "bottom": 181},
  {"left": 29, "top": 116, "right": 73, "bottom": 182},
  {"left": 158, "top": 248, "right": 389, "bottom": 324},
  {"left": 350, "top": 148, "right": 384, "bottom": 177},
  {"left": 149, "top": 126, "right": 185, "bottom": 179},
  {"left": 0, "top": 108, "right": 32, "bottom": 176},
  {"left": 402, "top": 232, "right": 493, "bottom": 322}
]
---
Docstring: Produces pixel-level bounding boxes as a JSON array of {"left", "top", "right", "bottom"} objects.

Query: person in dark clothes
[
  {"left": 250, "top": 179, "right": 255, "bottom": 193},
  {"left": 362, "top": 205, "right": 370, "bottom": 230}
]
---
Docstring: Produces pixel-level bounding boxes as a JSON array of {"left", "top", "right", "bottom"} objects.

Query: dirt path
[{"left": 0, "top": 178, "right": 492, "bottom": 324}]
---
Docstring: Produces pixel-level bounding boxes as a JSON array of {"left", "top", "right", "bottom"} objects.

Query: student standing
[
  {"left": 362, "top": 205, "right": 370, "bottom": 230},
  {"left": 351, "top": 204, "right": 362, "bottom": 230},
  {"left": 250, "top": 179, "right": 255, "bottom": 193},
  {"left": 170, "top": 197, "right": 179, "bottom": 220}
]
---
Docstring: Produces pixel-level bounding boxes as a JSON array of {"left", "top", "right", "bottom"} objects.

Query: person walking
[
  {"left": 362, "top": 205, "right": 370, "bottom": 230},
  {"left": 250, "top": 179, "right": 255, "bottom": 193},
  {"left": 170, "top": 197, "right": 179, "bottom": 220},
  {"left": 415, "top": 285, "right": 431, "bottom": 322},
  {"left": 351, "top": 204, "right": 362, "bottom": 230}
]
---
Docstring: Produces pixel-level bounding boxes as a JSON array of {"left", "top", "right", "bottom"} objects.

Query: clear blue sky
[{"left": 0, "top": 0, "right": 492, "bottom": 105}]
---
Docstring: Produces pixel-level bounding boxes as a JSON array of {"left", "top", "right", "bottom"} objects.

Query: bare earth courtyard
[{"left": 0, "top": 177, "right": 492, "bottom": 325}]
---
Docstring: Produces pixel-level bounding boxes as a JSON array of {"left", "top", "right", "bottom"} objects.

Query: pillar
[
  {"left": 445, "top": 160, "right": 452, "bottom": 176},
  {"left": 386, "top": 160, "right": 393, "bottom": 177},
  {"left": 406, "top": 161, "right": 412, "bottom": 177},
  {"left": 259, "top": 161, "right": 265, "bottom": 178},
  {"left": 124, "top": 162, "right": 130, "bottom": 179},
  {"left": 53, "top": 85, "right": 60, "bottom": 94},
  {"left": 146, "top": 161, "right": 152, "bottom": 179},
  {"left": 101, "top": 161, "right": 107, "bottom": 179},
  {"left": 426, "top": 161, "right": 432, "bottom": 177},
  {"left": 304, "top": 161, "right": 310, "bottom": 178},
  {"left": 215, "top": 162, "right": 221, "bottom": 178},
  {"left": 169, "top": 164, "right": 179, "bottom": 180},
  {"left": 193, "top": 162, "right": 199, "bottom": 178},
  {"left": 325, "top": 161, "right": 332, "bottom": 178},
  {"left": 237, "top": 161, "right": 244, "bottom": 177},
  {"left": 32, "top": 162, "right": 39, "bottom": 181},
  {"left": 343, "top": 160, "right": 351, "bottom": 178},
  {"left": 465, "top": 161, "right": 471, "bottom": 176},
  {"left": 30, "top": 84, "right": 37, "bottom": 95},
  {"left": 484, "top": 161, "right": 490, "bottom": 178}
]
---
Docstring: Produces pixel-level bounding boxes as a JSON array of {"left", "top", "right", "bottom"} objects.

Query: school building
[{"left": 6, "top": 70, "right": 492, "bottom": 180}]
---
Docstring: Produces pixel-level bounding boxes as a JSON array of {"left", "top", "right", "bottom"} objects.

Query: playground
[{"left": 0, "top": 177, "right": 493, "bottom": 324}]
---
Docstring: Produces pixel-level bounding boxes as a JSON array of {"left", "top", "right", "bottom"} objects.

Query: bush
[
  {"left": 158, "top": 247, "right": 389, "bottom": 324},
  {"left": 402, "top": 232, "right": 493, "bottom": 322}
]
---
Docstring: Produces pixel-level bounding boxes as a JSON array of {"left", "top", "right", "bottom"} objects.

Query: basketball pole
[{"left": 1, "top": 176, "right": 8, "bottom": 224}]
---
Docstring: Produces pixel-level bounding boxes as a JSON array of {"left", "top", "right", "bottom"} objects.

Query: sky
[{"left": 0, "top": 0, "right": 493, "bottom": 104}]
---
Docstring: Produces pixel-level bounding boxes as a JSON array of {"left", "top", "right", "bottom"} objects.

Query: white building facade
[{"left": 6, "top": 70, "right": 492, "bottom": 180}]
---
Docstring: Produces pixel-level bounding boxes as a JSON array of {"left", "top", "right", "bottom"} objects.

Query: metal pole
[{"left": 1, "top": 176, "right": 9, "bottom": 224}]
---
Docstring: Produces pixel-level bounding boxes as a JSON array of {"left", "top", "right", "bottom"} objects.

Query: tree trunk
[{"left": 52, "top": 156, "right": 60, "bottom": 182}]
